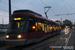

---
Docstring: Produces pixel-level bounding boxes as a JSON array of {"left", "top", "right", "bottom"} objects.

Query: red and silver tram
[{"left": 4, "top": 10, "right": 61, "bottom": 46}]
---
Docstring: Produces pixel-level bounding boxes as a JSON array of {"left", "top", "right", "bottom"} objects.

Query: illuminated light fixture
[
  {"left": 50, "top": 26, "right": 52, "bottom": 29},
  {"left": 14, "top": 18, "right": 21, "bottom": 20},
  {"left": 65, "top": 32, "right": 68, "bottom": 34},
  {"left": 60, "top": 37, "right": 62, "bottom": 39},
  {"left": 60, "top": 27, "right": 61, "bottom": 29},
  {"left": 56, "top": 27, "right": 57, "bottom": 29},
  {"left": 17, "top": 35, "right": 22, "bottom": 38},
  {"left": 6, "top": 35, "right": 9, "bottom": 38},
  {"left": 32, "top": 26, "right": 36, "bottom": 29}
]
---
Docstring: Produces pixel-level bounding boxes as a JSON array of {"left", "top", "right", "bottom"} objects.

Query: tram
[{"left": 4, "top": 10, "right": 61, "bottom": 46}]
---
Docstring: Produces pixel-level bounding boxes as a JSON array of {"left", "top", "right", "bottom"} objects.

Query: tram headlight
[
  {"left": 5, "top": 35, "right": 9, "bottom": 38},
  {"left": 17, "top": 34, "right": 21, "bottom": 38}
]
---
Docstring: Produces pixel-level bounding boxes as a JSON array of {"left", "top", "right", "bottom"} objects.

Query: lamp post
[{"left": 44, "top": 6, "right": 51, "bottom": 19}]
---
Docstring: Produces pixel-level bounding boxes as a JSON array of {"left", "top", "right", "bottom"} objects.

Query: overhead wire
[
  {"left": 50, "top": 9, "right": 57, "bottom": 15},
  {"left": 71, "top": 0, "right": 75, "bottom": 7},
  {"left": 0, "top": 8, "right": 8, "bottom": 12},
  {"left": 63, "top": 0, "right": 68, "bottom": 13},
  {"left": 65, "top": 0, "right": 75, "bottom": 12},
  {"left": 0, "top": 1, "right": 8, "bottom": 12},
  {"left": 55, "top": 0, "right": 75, "bottom": 16},
  {"left": 68, "top": 0, "right": 75, "bottom": 12},
  {"left": 40, "top": 0, "right": 57, "bottom": 15},
  {"left": 57, "top": 0, "right": 65, "bottom": 16},
  {"left": 40, "top": 0, "right": 47, "bottom": 6},
  {"left": 55, "top": 0, "right": 69, "bottom": 16},
  {"left": 0, "top": 0, "right": 20, "bottom": 10}
]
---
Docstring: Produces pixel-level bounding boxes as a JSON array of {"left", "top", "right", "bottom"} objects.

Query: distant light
[{"left": 65, "top": 32, "right": 68, "bottom": 34}]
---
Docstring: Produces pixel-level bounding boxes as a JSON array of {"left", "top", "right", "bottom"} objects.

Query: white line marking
[{"left": 64, "top": 33, "right": 72, "bottom": 50}]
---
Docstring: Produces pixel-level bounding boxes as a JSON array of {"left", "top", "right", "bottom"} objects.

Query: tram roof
[
  {"left": 13, "top": 10, "right": 42, "bottom": 17},
  {"left": 12, "top": 10, "right": 59, "bottom": 25}
]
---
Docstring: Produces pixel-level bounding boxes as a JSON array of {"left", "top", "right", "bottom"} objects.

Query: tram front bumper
[{"left": 4, "top": 39, "right": 27, "bottom": 46}]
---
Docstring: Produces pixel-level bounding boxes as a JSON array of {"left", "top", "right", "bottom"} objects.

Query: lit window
[{"left": 17, "top": 22, "right": 20, "bottom": 28}]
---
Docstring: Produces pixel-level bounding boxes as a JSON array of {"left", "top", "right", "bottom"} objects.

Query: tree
[
  {"left": 63, "top": 19, "right": 73, "bottom": 28},
  {"left": 55, "top": 20, "right": 62, "bottom": 25}
]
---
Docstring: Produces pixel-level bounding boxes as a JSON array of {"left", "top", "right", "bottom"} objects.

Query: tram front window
[
  {"left": 9, "top": 21, "right": 24, "bottom": 31},
  {"left": 13, "top": 21, "right": 24, "bottom": 29}
]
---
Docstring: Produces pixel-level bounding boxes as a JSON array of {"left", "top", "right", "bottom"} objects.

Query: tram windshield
[
  {"left": 8, "top": 16, "right": 28, "bottom": 32},
  {"left": 12, "top": 21, "right": 24, "bottom": 29},
  {"left": 9, "top": 21, "right": 24, "bottom": 31}
]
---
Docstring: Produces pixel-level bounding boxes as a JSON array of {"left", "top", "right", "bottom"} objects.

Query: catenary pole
[{"left": 9, "top": 0, "right": 11, "bottom": 21}]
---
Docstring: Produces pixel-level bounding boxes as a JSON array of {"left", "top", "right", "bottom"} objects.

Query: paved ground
[
  {"left": 67, "top": 30, "right": 75, "bottom": 50},
  {"left": 47, "top": 29, "right": 74, "bottom": 50},
  {"left": 0, "top": 29, "right": 75, "bottom": 50}
]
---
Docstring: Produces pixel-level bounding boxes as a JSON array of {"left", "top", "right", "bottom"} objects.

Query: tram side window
[
  {"left": 58, "top": 26, "right": 61, "bottom": 30},
  {"left": 47, "top": 24, "right": 49, "bottom": 32},
  {"left": 37, "top": 22, "right": 44, "bottom": 32},
  {"left": 28, "top": 21, "right": 45, "bottom": 32},
  {"left": 41, "top": 23, "right": 44, "bottom": 32},
  {"left": 56, "top": 26, "right": 58, "bottom": 31},
  {"left": 44, "top": 24, "right": 47, "bottom": 33},
  {"left": 28, "top": 21, "right": 35, "bottom": 32},
  {"left": 45, "top": 24, "right": 51, "bottom": 33},
  {"left": 57, "top": 26, "right": 59, "bottom": 30},
  {"left": 53, "top": 25, "right": 56, "bottom": 31},
  {"left": 49, "top": 24, "right": 52, "bottom": 32}
]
